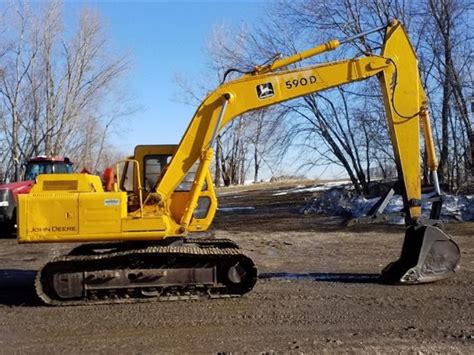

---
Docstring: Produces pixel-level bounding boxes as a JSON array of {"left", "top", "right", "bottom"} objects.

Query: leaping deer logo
[{"left": 256, "top": 83, "right": 274, "bottom": 99}]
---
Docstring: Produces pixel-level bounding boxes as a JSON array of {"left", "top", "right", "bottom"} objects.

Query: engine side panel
[
  {"left": 21, "top": 192, "right": 79, "bottom": 242},
  {"left": 19, "top": 191, "right": 131, "bottom": 242}
]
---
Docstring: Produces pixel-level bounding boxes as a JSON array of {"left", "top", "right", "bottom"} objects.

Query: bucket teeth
[{"left": 382, "top": 225, "right": 461, "bottom": 284}]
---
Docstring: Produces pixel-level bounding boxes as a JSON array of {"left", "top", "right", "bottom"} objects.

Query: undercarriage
[{"left": 36, "top": 238, "right": 257, "bottom": 306}]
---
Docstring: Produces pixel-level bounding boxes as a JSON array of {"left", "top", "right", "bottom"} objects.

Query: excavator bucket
[{"left": 382, "top": 225, "right": 461, "bottom": 284}]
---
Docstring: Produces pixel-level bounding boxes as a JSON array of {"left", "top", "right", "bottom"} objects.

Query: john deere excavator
[{"left": 17, "top": 20, "right": 460, "bottom": 305}]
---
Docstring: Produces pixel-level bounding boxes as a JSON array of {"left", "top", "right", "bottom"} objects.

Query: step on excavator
[{"left": 17, "top": 20, "right": 460, "bottom": 305}]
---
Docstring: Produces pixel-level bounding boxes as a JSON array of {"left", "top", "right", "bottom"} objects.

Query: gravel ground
[{"left": 0, "top": 183, "right": 472, "bottom": 353}]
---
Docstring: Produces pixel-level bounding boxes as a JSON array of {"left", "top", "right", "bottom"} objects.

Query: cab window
[
  {"left": 144, "top": 155, "right": 172, "bottom": 191},
  {"left": 54, "top": 163, "right": 73, "bottom": 174},
  {"left": 175, "top": 162, "right": 208, "bottom": 192},
  {"left": 119, "top": 161, "right": 135, "bottom": 192},
  {"left": 24, "top": 162, "right": 73, "bottom": 180}
]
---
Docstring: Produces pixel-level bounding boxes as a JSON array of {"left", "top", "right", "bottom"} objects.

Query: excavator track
[
  {"left": 36, "top": 239, "right": 257, "bottom": 306},
  {"left": 66, "top": 238, "right": 240, "bottom": 256}
]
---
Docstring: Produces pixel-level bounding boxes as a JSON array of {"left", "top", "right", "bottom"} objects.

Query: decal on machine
[
  {"left": 32, "top": 226, "right": 76, "bottom": 233},
  {"left": 285, "top": 75, "right": 317, "bottom": 89},
  {"left": 104, "top": 198, "right": 120, "bottom": 206},
  {"left": 256, "top": 82, "right": 274, "bottom": 99}
]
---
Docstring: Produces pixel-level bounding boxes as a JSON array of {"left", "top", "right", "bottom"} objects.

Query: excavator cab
[{"left": 117, "top": 145, "right": 218, "bottom": 232}]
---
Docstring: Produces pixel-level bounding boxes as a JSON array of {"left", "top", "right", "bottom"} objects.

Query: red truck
[{"left": 0, "top": 156, "right": 73, "bottom": 234}]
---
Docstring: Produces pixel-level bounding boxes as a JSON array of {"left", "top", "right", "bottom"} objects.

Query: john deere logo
[
  {"left": 32, "top": 226, "right": 76, "bottom": 233},
  {"left": 256, "top": 83, "right": 274, "bottom": 99}
]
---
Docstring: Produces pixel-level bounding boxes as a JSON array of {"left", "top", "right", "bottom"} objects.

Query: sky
[{"left": 64, "top": 0, "right": 270, "bottom": 154}]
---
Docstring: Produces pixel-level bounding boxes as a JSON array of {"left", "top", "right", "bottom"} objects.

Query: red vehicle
[{"left": 0, "top": 156, "right": 73, "bottom": 234}]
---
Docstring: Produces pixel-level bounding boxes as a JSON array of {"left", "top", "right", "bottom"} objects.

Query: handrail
[{"left": 116, "top": 159, "right": 144, "bottom": 218}]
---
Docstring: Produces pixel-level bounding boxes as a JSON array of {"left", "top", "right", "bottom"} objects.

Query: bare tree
[
  {"left": 0, "top": 1, "right": 130, "bottom": 180},
  {"left": 230, "top": 0, "right": 411, "bottom": 194},
  {"left": 176, "top": 0, "right": 471, "bottom": 192},
  {"left": 176, "top": 23, "right": 290, "bottom": 186},
  {"left": 426, "top": 0, "right": 473, "bottom": 190},
  {"left": 0, "top": 2, "right": 40, "bottom": 179},
  {"left": 257, "top": 0, "right": 472, "bottom": 192},
  {"left": 245, "top": 107, "right": 288, "bottom": 182},
  {"left": 218, "top": 117, "right": 248, "bottom": 186}
]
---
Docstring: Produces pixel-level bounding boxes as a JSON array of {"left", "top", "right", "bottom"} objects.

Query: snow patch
[
  {"left": 273, "top": 181, "right": 352, "bottom": 196},
  {"left": 301, "top": 185, "right": 474, "bottom": 222}
]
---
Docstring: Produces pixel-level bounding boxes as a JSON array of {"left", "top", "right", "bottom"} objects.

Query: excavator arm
[
  {"left": 157, "top": 57, "right": 390, "bottom": 197},
  {"left": 156, "top": 19, "right": 460, "bottom": 283},
  {"left": 158, "top": 21, "right": 421, "bottom": 222},
  {"left": 160, "top": 56, "right": 393, "bottom": 228}
]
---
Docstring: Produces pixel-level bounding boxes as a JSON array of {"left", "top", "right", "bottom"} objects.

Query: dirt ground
[{"left": 0, "top": 182, "right": 472, "bottom": 353}]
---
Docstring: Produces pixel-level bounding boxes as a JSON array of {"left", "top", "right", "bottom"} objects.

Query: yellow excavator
[{"left": 17, "top": 20, "right": 460, "bottom": 305}]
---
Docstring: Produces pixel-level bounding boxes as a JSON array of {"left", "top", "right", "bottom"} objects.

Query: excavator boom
[
  {"left": 154, "top": 19, "right": 460, "bottom": 284},
  {"left": 17, "top": 20, "right": 460, "bottom": 305}
]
